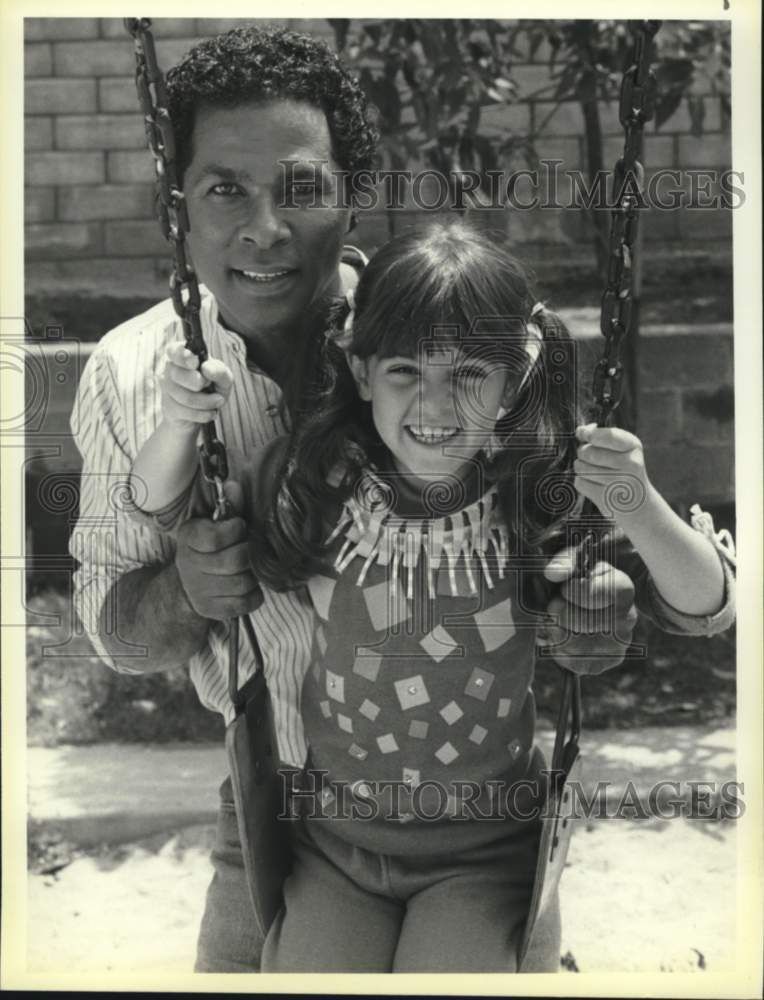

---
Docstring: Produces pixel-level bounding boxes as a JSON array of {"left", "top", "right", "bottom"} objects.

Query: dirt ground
[{"left": 24, "top": 815, "right": 737, "bottom": 979}]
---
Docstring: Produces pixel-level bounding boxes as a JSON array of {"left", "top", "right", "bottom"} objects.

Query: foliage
[
  {"left": 516, "top": 19, "right": 730, "bottom": 136},
  {"left": 328, "top": 19, "right": 529, "bottom": 210},
  {"left": 329, "top": 18, "right": 730, "bottom": 259},
  {"left": 649, "top": 21, "right": 730, "bottom": 131},
  {"left": 330, "top": 19, "right": 729, "bottom": 189}
]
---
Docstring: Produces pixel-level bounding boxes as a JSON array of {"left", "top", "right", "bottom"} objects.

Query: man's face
[{"left": 183, "top": 99, "right": 351, "bottom": 357}]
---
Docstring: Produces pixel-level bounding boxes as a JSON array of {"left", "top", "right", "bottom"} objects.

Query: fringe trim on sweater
[{"left": 325, "top": 471, "right": 508, "bottom": 599}]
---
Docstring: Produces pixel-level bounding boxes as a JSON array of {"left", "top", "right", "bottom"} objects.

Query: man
[{"left": 69, "top": 24, "right": 638, "bottom": 973}]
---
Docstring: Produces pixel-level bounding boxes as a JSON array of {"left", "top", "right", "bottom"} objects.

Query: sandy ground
[{"left": 25, "top": 816, "right": 737, "bottom": 978}]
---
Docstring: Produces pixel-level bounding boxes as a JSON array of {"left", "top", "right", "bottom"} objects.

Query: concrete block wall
[
  {"left": 638, "top": 332, "right": 734, "bottom": 504},
  {"left": 574, "top": 326, "right": 734, "bottom": 507},
  {"left": 24, "top": 17, "right": 733, "bottom": 293}
]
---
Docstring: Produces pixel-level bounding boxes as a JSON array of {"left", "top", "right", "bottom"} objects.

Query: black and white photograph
[{"left": 2, "top": 2, "right": 762, "bottom": 994}]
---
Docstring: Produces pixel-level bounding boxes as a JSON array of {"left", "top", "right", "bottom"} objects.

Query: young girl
[{"left": 130, "top": 221, "right": 735, "bottom": 974}]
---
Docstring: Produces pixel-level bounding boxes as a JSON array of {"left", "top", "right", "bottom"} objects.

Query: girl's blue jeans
[{"left": 194, "top": 776, "right": 561, "bottom": 973}]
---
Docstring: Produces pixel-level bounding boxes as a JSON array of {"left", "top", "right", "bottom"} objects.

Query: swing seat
[
  {"left": 518, "top": 746, "right": 582, "bottom": 969},
  {"left": 519, "top": 668, "right": 582, "bottom": 970}
]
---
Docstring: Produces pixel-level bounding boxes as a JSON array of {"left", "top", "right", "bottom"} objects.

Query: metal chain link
[
  {"left": 590, "top": 19, "right": 661, "bottom": 425},
  {"left": 124, "top": 17, "right": 232, "bottom": 522},
  {"left": 576, "top": 19, "right": 661, "bottom": 574},
  {"left": 124, "top": 18, "right": 253, "bottom": 709}
]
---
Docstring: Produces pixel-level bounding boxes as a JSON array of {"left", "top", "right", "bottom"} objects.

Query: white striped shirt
[{"left": 69, "top": 287, "right": 316, "bottom": 767}]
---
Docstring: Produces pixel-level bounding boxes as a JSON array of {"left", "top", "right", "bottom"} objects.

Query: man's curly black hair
[{"left": 166, "top": 25, "right": 378, "bottom": 185}]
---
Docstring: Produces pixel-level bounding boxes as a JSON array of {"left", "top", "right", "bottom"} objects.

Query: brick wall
[{"left": 24, "top": 17, "right": 733, "bottom": 294}]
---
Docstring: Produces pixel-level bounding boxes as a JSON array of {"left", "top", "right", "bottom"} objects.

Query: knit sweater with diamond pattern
[{"left": 242, "top": 439, "right": 736, "bottom": 856}]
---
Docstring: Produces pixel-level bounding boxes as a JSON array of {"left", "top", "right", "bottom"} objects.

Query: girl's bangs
[{"left": 352, "top": 248, "right": 529, "bottom": 362}]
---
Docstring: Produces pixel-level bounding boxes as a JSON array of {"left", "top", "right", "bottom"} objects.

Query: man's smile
[
  {"left": 229, "top": 267, "right": 299, "bottom": 296},
  {"left": 232, "top": 266, "right": 297, "bottom": 282}
]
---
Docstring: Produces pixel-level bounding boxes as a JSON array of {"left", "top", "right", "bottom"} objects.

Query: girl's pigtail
[
  {"left": 526, "top": 303, "right": 581, "bottom": 551},
  {"left": 491, "top": 302, "right": 581, "bottom": 556},
  {"left": 250, "top": 291, "right": 372, "bottom": 590}
]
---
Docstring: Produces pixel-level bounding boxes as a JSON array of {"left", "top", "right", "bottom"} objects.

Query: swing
[
  {"left": 123, "top": 18, "right": 290, "bottom": 939},
  {"left": 519, "top": 18, "right": 662, "bottom": 967},
  {"left": 123, "top": 16, "right": 662, "bottom": 959}
]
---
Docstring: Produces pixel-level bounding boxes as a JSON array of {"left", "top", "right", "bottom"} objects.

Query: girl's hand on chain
[
  {"left": 160, "top": 342, "right": 234, "bottom": 435},
  {"left": 574, "top": 423, "right": 653, "bottom": 526}
]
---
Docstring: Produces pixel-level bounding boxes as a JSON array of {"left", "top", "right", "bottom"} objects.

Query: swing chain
[
  {"left": 590, "top": 19, "right": 660, "bottom": 427},
  {"left": 124, "top": 17, "right": 232, "bottom": 520},
  {"left": 573, "top": 20, "right": 660, "bottom": 578}
]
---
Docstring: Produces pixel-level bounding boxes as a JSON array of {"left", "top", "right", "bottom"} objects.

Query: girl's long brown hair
[{"left": 251, "top": 221, "right": 581, "bottom": 589}]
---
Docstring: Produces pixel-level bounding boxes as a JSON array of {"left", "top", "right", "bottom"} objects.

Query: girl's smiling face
[{"left": 350, "top": 344, "right": 513, "bottom": 485}]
